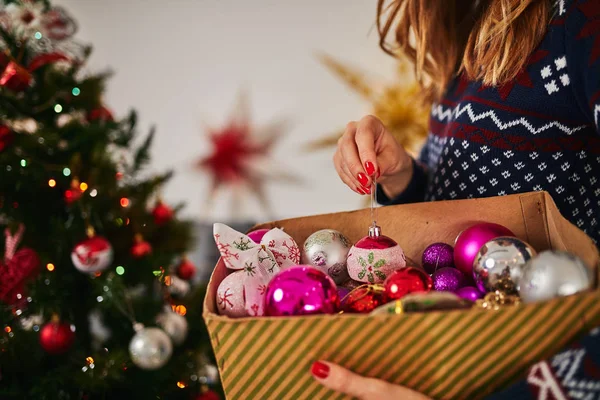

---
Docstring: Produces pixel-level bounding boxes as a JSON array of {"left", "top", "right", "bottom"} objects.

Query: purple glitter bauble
[
  {"left": 337, "top": 287, "right": 351, "bottom": 306},
  {"left": 264, "top": 266, "right": 340, "bottom": 316},
  {"left": 455, "top": 286, "right": 483, "bottom": 302},
  {"left": 421, "top": 243, "right": 454, "bottom": 274},
  {"left": 433, "top": 267, "right": 465, "bottom": 292}
]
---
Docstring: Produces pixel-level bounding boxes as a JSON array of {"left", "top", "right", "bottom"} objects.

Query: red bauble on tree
[
  {"left": 0, "top": 61, "right": 32, "bottom": 92},
  {"left": 39, "top": 315, "right": 75, "bottom": 355},
  {"left": 0, "top": 225, "right": 41, "bottom": 304},
  {"left": 152, "top": 200, "right": 173, "bottom": 226},
  {"left": 176, "top": 257, "right": 196, "bottom": 281},
  {"left": 131, "top": 234, "right": 152, "bottom": 258},
  {"left": 383, "top": 267, "right": 433, "bottom": 301},
  {"left": 0, "top": 125, "right": 14, "bottom": 153},
  {"left": 87, "top": 106, "right": 114, "bottom": 123},
  {"left": 64, "top": 178, "right": 83, "bottom": 205},
  {"left": 71, "top": 228, "right": 113, "bottom": 273}
]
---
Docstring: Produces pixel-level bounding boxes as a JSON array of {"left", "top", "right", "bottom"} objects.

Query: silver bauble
[
  {"left": 302, "top": 229, "right": 351, "bottom": 284},
  {"left": 519, "top": 250, "right": 592, "bottom": 304},
  {"left": 156, "top": 309, "right": 188, "bottom": 345},
  {"left": 128, "top": 325, "right": 173, "bottom": 370},
  {"left": 473, "top": 237, "right": 536, "bottom": 294}
]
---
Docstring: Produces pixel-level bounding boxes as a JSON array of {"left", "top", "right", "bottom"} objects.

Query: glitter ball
[
  {"left": 422, "top": 243, "right": 454, "bottom": 274},
  {"left": 432, "top": 267, "right": 465, "bottom": 292}
]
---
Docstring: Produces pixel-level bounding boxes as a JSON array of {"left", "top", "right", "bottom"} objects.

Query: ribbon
[
  {"left": 4, "top": 224, "right": 24, "bottom": 262},
  {"left": 213, "top": 223, "right": 300, "bottom": 316}
]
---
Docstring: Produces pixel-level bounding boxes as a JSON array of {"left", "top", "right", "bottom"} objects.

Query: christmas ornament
[
  {"left": 152, "top": 200, "right": 173, "bottom": 226},
  {"left": 383, "top": 267, "right": 433, "bottom": 301},
  {"left": 195, "top": 389, "right": 220, "bottom": 400},
  {"left": 454, "top": 222, "right": 514, "bottom": 275},
  {"left": 213, "top": 223, "right": 300, "bottom": 316},
  {"left": 168, "top": 275, "right": 191, "bottom": 298},
  {"left": 337, "top": 286, "right": 351, "bottom": 305},
  {"left": 39, "top": 315, "right": 75, "bottom": 355},
  {"left": 64, "top": 178, "right": 83, "bottom": 205},
  {"left": 71, "top": 228, "right": 113, "bottom": 273},
  {"left": 0, "top": 125, "right": 14, "bottom": 152},
  {"left": 342, "top": 284, "right": 387, "bottom": 314},
  {"left": 264, "top": 266, "right": 339, "bottom": 316},
  {"left": 128, "top": 324, "right": 172, "bottom": 370},
  {"left": 455, "top": 286, "right": 484, "bottom": 302},
  {"left": 421, "top": 243, "right": 454, "bottom": 274},
  {"left": 8, "top": 118, "right": 38, "bottom": 133},
  {"left": 476, "top": 290, "right": 521, "bottom": 310},
  {"left": 41, "top": 6, "right": 78, "bottom": 40},
  {"left": 0, "top": 61, "right": 32, "bottom": 92},
  {"left": 216, "top": 271, "right": 248, "bottom": 318},
  {"left": 519, "top": 251, "right": 592, "bottom": 304},
  {"left": 0, "top": 225, "right": 41, "bottom": 304},
  {"left": 473, "top": 237, "right": 536, "bottom": 294},
  {"left": 302, "top": 229, "right": 352, "bottom": 284},
  {"left": 156, "top": 307, "right": 188, "bottom": 345},
  {"left": 371, "top": 292, "right": 472, "bottom": 315},
  {"left": 20, "top": 313, "right": 43, "bottom": 331},
  {"left": 87, "top": 106, "right": 114, "bottom": 123},
  {"left": 247, "top": 228, "right": 269, "bottom": 243},
  {"left": 347, "top": 225, "right": 406, "bottom": 284},
  {"left": 432, "top": 267, "right": 465, "bottom": 292},
  {"left": 341, "top": 279, "right": 362, "bottom": 291},
  {"left": 131, "top": 234, "right": 152, "bottom": 258},
  {"left": 176, "top": 257, "right": 196, "bottom": 280}
]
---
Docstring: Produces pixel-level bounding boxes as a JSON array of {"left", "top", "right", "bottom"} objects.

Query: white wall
[{"left": 54, "top": 0, "right": 398, "bottom": 222}]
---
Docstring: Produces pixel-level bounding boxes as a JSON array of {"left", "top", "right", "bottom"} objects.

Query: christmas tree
[{"left": 0, "top": 1, "right": 220, "bottom": 399}]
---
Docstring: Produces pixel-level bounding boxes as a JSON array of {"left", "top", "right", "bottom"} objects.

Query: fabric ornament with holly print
[
  {"left": 213, "top": 223, "right": 300, "bottom": 317},
  {"left": 0, "top": 224, "right": 41, "bottom": 304}
]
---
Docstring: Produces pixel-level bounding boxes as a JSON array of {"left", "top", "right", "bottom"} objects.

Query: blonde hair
[{"left": 377, "top": 0, "right": 551, "bottom": 102}]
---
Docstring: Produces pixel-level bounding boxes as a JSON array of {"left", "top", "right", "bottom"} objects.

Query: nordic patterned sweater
[{"left": 378, "top": 0, "right": 600, "bottom": 246}]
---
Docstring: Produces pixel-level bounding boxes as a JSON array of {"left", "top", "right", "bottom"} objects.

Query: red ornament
[
  {"left": 383, "top": 267, "right": 433, "bottom": 301},
  {"left": 64, "top": 179, "right": 83, "bottom": 205},
  {"left": 0, "top": 125, "right": 13, "bottom": 153},
  {"left": 71, "top": 231, "right": 113, "bottom": 273},
  {"left": 87, "top": 106, "right": 114, "bottom": 123},
  {"left": 152, "top": 201, "right": 173, "bottom": 226},
  {"left": 0, "top": 61, "right": 32, "bottom": 92},
  {"left": 0, "top": 225, "right": 40, "bottom": 304},
  {"left": 131, "top": 234, "right": 152, "bottom": 258},
  {"left": 342, "top": 284, "right": 387, "bottom": 314},
  {"left": 176, "top": 257, "right": 196, "bottom": 280},
  {"left": 39, "top": 316, "right": 75, "bottom": 355},
  {"left": 195, "top": 390, "right": 220, "bottom": 400}
]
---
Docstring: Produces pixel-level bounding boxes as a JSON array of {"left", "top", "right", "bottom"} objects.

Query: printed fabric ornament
[
  {"left": 213, "top": 223, "right": 301, "bottom": 317},
  {"left": 302, "top": 229, "right": 352, "bottom": 284},
  {"left": 71, "top": 228, "right": 113, "bottom": 273},
  {"left": 0, "top": 224, "right": 41, "bottom": 304},
  {"left": 347, "top": 225, "right": 406, "bottom": 284}
]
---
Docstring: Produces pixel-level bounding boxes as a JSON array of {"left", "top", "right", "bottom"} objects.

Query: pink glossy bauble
[
  {"left": 247, "top": 229, "right": 270, "bottom": 243},
  {"left": 454, "top": 223, "right": 514, "bottom": 275}
]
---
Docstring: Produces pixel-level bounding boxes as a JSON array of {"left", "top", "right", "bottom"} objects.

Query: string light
[
  {"left": 120, "top": 198, "right": 129, "bottom": 207},
  {"left": 34, "top": 31, "right": 42, "bottom": 39},
  {"left": 54, "top": 104, "right": 63, "bottom": 113},
  {"left": 72, "top": 87, "right": 81, "bottom": 96},
  {"left": 90, "top": 189, "right": 98, "bottom": 197},
  {"left": 115, "top": 218, "right": 123, "bottom": 227},
  {"left": 116, "top": 172, "right": 123, "bottom": 180},
  {"left": 125, "top": 218, "right": 130, "bottom": 225},
  {"left": 20, "top": 159, "right": 27, "bottom": 167},
  {"left": 172, "top": 305, "right": 187, "bottom": 316},
  {"left": 46, "top": 263, "right": 55, "bottom": 272},
  {"left": 48, "top": 179, "right": 56, "bottom": 187},
  {"left": 116, "top": 266, "right": 125, "bottom": 275},
  {"left": 63, "top": 167, "right": 71, "bottom": 176},
  {"left": 164, "top": 276, "right": 172, "bottom": 286},
  {"left": 86, "top": 356, "right": 94, "bottom": 365},
  {"left": 4, "top": 326, "right": 11, "bottom": 333},
  {"left": 79, "top": 182, "right": 88, "bottom": 191},
  {"left": 177, "top": 382, "right": 186, "bottom": 389}
]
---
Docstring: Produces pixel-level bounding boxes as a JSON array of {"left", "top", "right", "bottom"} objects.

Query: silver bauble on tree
[
  {"left": 302, "top": 229, "right": 351, "bottom": 284},
  {"left": 156, "top": 307, "right": 188, "bottom": 345},
  {"left": 519, "top": 250, "right": 592, "bottom": 304},
  {"left": 473, "top": 237, "right": 536, "bottom": 294},
  {"left": 128, "top": 324, "right": 173, "bottom": 370}
]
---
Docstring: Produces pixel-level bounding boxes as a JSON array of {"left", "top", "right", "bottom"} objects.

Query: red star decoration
[
  {"left": 577, "top": 1, "right": 600, "bottom": 66},
  {"left": 479, "top": 50, "right": 549, "bottom": 100}
]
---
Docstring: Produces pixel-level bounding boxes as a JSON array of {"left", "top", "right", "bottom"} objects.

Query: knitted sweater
[{"left": 378, "top": 0, "right": 600, "bottom": 245}]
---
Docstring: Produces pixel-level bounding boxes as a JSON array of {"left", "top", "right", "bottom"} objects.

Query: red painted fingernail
[
  {"left": 357, "top": 172, "right": 369, "bottom": 187},
  {"left": 365, "top": 161, "right": 375, "bottom": 176},
  {"left": 311, "top": 361, "right": 329, "bottom": 379},
  {"left": 357, "top": 187, "right": 366, "bottom": 195},
  {"left": 363, "top": 186, "right": 371, "bottom": 194}
]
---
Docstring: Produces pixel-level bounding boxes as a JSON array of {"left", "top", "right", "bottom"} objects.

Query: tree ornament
[
  {"left": 421, "top": 243, "right": 454, "bottom": 274},
  {"left": 128, "top": 324, "right": 173, "bottom": 370},
  {"left": 39, "top": 315, "right": 75, "bottom": 355},
  {"left": 473, "top": 237, "right": 536, "bottom": 294},
  {"left": 216, "top": 271, "right": 248, "bottom": 318},
  {"left": 475, "top": 290, "right": 521, "bottom": 311},
  {"left": 383, "top": 267, "right": 433, "bottom": 301},
  {"left": 131, "top": 234, "right": 152, "bottom": 258},
  {"left": 195, "top": 388, "right": 220, "bottom": 400},
  {"left": 156, "top": 307, "right": 188, "bottom": 345},
  {"left": 371, "top": 292, "right": 472, "bottom": 315},
  {"left": 168, "top": 275, "right": 190, "bottom": 298},
  {"left": 87, "top": 106, "right": 114, "bottom": 123},
  {"left": 302, "top": 229, "right": 352, "bottom": 284},
  {"left": 264, "top": 266, "right": 339, "bottom": 316},
  {"left": 0, "top": 225, "right": 41, "bottom": 304},
  {"left": 0, "top": 61, "right": 32, "bottom": 92},
  {"left": 341, "top": 278, "right": 362, "bottom": 291},
  {"left": 64, "top": 178, "right": 83, "bottom": 205},
  {"left": 152, "top": 200, "right": 173, "bottom": 226},
  {"left": 347, "top": 225, "right": 406, "bottom": 284},
  {"left": 0, "top": 125, "right": 14, "bottom": 152},
  {"left": 432, "top": 267, "right": 465, "bottom": 292},
  {"left": 455, "top": 286, "right": 484, "bottom": 302},
  {"left": 71, "top": 227, "right": 113, "bottom": 273},
  {"left": 247, "top": 228, "right": 269, "bottom": 243},
  {"left": 454, "top": 222, "right": 514, "bottom": 275},
  {"left": 176, "top": 257, "right": 196, "bottom": 280},
  {"left": 519, "top": 251, "right": 592, "bottom": 304},
  {"left": 342, "top": 284, "right": 386, "bottom": 314}
]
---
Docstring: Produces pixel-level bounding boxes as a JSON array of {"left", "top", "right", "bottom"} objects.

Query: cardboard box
[{"left": 203, "top": 192, "right": 600, "bottom": 400}]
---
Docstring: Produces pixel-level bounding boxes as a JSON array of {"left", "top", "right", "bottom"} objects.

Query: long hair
[{"left": 377, "top": 0, "right": 551, "bottom": 102}]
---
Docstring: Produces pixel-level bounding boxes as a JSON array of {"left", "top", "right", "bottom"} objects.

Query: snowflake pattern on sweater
[{"left": 380, "top": 0, "right": 600, "bottom": 245}]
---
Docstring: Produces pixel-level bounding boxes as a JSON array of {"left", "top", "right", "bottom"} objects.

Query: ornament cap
[
  {"left": 51, "top": 313, "right": 60, "bottom": 323},
  {"left": 368, "top": 225, "right": 381, "bottom": 238},
  {"left": 86, "top": 226, "right": 95, "bottom": 238}
]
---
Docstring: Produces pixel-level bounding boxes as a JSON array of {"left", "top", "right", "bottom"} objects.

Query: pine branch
[{"left": 132, "top": 127, "right": 155, "bottom": 172}]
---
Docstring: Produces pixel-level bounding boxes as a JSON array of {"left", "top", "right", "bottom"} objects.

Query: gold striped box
[{"left": 203, "top": 191, "right": 600, "bottom": 400}]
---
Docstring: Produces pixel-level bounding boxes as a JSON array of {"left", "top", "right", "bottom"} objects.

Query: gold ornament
[
  {"left": 475, "top": 290, "right": 521, "bottom": 311},
  {"left": 307, "top": 53, "right": 430, "bottom": 156}
]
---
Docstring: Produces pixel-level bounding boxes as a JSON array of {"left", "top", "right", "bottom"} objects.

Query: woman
[{"left": 316, "top": 0, "right": 600, "bottom": 397}]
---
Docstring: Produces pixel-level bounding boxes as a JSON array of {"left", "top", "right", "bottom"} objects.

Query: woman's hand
[
  {"left": 333, "top": 115, "right": 414, "bottom": 198},
  {"left": 311, "top": 361, "right": 431, "bottom": 400}
]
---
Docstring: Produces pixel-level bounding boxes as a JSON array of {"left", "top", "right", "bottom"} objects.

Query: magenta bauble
[
  {"left": 347, "top": 232, "right": 406, "bottom": 284},
  {"left": 455, "top": 286, "right": 484, "bottom": 302},
  {"left": 247, "top": 228, "right": 269, "bottom": 244},
  {"left": 264, "top": 266, "right": 339, "bottom": 316},
  {"left": 454, "top": 223, "right": 514, "bottom": 275}
]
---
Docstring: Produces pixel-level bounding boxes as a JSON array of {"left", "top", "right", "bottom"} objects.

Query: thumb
[{"left": 310, "top": 361, "right": 393, "bottom": 400}]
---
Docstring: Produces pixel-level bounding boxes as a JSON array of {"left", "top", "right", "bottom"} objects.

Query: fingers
[
  {"left": 333, "top": 149, "right": 367, "bottom": 195},
  {"left": 335, "top": 121, "right": 372, "bottom": 194},
  {"left": 355, "top": 115, "right": 384, "bottom": 178}
]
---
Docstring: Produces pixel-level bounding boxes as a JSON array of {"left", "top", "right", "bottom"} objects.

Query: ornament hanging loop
[
  {"left": 369, "top": 179, "right": 380, "bottom": 238},
  {"left": 4, "top": 223, "right": 25, "bottom": 261}
]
